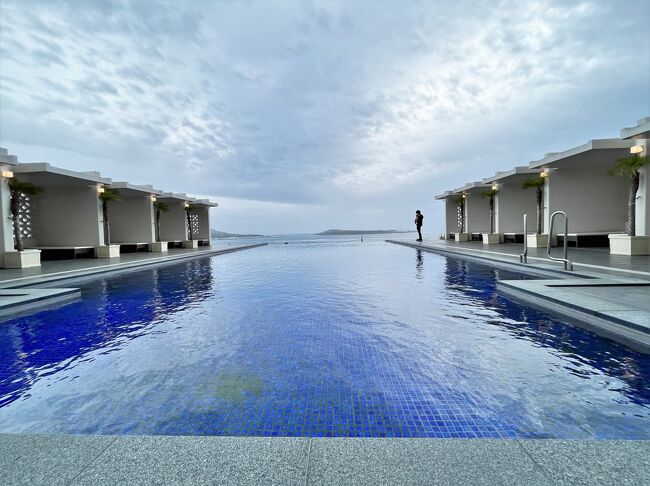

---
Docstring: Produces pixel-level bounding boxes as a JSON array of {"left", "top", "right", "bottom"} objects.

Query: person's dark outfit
[{"left": 415, "top": 213, "right": 423, "bottom": 241}]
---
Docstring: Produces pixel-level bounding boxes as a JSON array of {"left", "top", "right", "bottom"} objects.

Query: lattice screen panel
[
  {"left": 15, "top": 193, "right": 33, "bottom": 238},
  {"left": 187, "top": 213, "right": 199, "bottom": 237}
]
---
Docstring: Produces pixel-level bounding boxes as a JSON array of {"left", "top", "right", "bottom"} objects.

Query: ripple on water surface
[{"left": 0, "top": 238, "right": 648, "bottom": 438}]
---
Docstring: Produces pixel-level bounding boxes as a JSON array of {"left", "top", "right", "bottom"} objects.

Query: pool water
[{"left": 0, "top": 238, "right": 648, "bottom": 438}]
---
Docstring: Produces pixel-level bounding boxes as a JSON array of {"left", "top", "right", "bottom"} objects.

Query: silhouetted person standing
[{"left": 415, "top": 210, "right": 423, "bottom": 242}]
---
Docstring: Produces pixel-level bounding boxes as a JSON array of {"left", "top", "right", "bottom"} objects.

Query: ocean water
[{"left": 0, "top": 237, "right": 648, "bottom": 438}]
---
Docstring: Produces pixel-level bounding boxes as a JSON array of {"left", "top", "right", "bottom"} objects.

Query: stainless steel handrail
[
  {"left": 519, "top": 214, "right": 527, "bottom": 263},
  {"left": 547, "top": 210, "right": 573, "bottom": 271}
]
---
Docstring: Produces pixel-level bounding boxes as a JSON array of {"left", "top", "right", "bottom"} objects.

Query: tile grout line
[
  {"left": 303, "top": 437, "right": 313, "bottom": 486},
  {"left": 514, "top": 439, "right": 554, "bottom": 483},
  {"left": 64, "top": 436, "right": 119, "bottom": 486}
]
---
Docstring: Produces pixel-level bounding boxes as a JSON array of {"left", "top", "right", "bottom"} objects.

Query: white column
[
  {"left": 635, "top": 139, "right": 649, "bottom": 236},
  {"left": 0, "top": 174, "right": 14, "bottom": 255}
]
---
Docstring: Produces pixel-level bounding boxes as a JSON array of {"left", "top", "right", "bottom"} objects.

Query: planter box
[
  {"left": 95, "top": 245, "right": 120, "bottom": 258},
  {"left": 183, "top": 240, "right": 198, "bottom": 249},
  {"left": 3, "top": 249, "right": 41, "bottom": 268},
  {"left": 608, "top": 234, "right": 650, "bottom": 255},
  {"left": 482, "top": 233, "right": 500, "bottom": 245},
  {"left": 149, "top": 242, "right": 168, "bottom": 252},
  {"left": 454, "top": 233, "right": 469, "bottom": 242},
  {"left": 526, "top": 234, "right": 549, "bottom": 248}
]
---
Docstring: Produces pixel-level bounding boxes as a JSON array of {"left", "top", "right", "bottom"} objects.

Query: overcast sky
[{"left": 1, "top": 0, "right": 648, "bottom": 235}]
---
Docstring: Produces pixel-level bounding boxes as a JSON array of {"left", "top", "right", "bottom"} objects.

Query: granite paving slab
[
  {"left": 518, "top": 439, "right": 650, "bottom": 486},
  {"left": 0, "top": 433, "right": 116, "bottom": 486},
  {"left": 306, "top": 438, "right": 553, "bottom": 485},
  {"left": 70, "top": 435, "right": 309, "bottom": 486}
]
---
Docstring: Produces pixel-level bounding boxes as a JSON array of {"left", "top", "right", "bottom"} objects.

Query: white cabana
[
  {"left": 12, "top": 163, "right": 112, "bottom": 261},
  {"left": 529, "top": 138, "right": 632, "bottom": 248}
]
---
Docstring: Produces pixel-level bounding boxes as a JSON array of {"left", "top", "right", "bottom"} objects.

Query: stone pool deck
[
  {"left": 1, "top": 434, "right": 648, "bottom": 485},
  {"left": 388, "top": 239, "right": 650, "bottom": 353},
  {"left": 0, "top": 243, "right": 266, "bottom": 318},
  {"left": 0, "top": 243, "right": 266, "bottom": 290}
]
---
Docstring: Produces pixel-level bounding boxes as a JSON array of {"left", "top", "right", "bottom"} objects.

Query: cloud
[{"left": 0, "top": 0, "right": 648, "bottom": 234}]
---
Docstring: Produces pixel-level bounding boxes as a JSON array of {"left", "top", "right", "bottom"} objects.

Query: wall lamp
[
  {"left": 184, "top": 201, "right": 190, "bottom": 208},
  {"left": 2, "top": 170, "right": 14, "bottom": 179},
  {"left": 491, "top": 182, "right": 498, "bottom": 191},
  {"left": 631, "top": 145, "right": 644, "bottom": 154},
  {"left": 461, "top": 193, "right": 468, "bottom": 199},
  {"left": 97, "top": 184, "right": 105, "bottom": 194},
  {"left": 540, "top": 168, "right": 550, "bottom": 178},
  {"left": 150, "top": 195, "right": 157, "bottom": 202}
]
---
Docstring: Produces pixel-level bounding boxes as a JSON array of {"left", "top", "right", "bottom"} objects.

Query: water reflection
[
  {"left": 415, "top": 249, "right": 423, "bottom": 280},
  {"left": 0, "top": 259, "right": 214, "bottom": 407},
  {"left": 442, "top": 256, "right": 650, "bottom": 407}
]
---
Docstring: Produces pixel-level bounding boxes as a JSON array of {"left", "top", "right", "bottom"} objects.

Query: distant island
[
  {"left": 211, "top": 230, "right": 263, "bottom": 238},
  {"left": 316, "top": 229, "right": 412, "bottom": 236}
]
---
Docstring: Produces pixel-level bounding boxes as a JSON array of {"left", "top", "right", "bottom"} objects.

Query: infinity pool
[{"left": 0, "top": 238, "right": 648, "bottom": 438}]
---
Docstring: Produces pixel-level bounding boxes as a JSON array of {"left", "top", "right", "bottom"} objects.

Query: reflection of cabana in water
[
  {"left": 529, "top": 139, "right": 632, "bottom": 248},
  {"left": 107, "top": 182, "right": 163, "bottom": 253},
  {"left": 11, "top": 163, "right": 112, "bottom": 261},
  {"left": 482, "top": 167, "right": 541, "bottom": 244}
]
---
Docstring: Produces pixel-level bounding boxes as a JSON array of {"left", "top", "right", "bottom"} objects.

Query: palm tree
[
  {"left": 185, "top": 203, "right": 197, "bottom": 240},
  {"left": 452, "top": 194, "right": 466, "bottom": 233},
  {"left": 153, "top": 201, "right": 169, "bottom": 242},
  {"left": 480, "top": 188, "right": 499, "bottom": 234},
  {"left": 522, "top": 176, "right": 545, "bottom": 235},
  {"left": 7, "top": 177, "right": 42, "bottom": 251},
  {"left": 610, "top": 154, "right": 649, "bottom": 236},
  {"left": 99, "top": 188, "right": 122, "bottom": 245}
]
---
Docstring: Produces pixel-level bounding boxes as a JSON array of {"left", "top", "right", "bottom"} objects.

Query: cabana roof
[
  {"left": 158, "top": 192, "right": 194, "bottom": 202},
  {"left": 0, "top": 147, "right": 18, "bottom": 166},
  {"left": 620, "top": 117, "right": 650, "bottom": 140},
  {"left": 13, "top": 163, "right": 111, "bottom": 186},
  {"left": 459, "top": 181, "right": 491, "bottom": 193},
  {"left": 434, "top": 190, "right": 454, "bottom": 200},
  {"left": 482, "top": 166, "right": 540, "bottom": 183},
  {"left": 110, "top": 182, "right": 164, "bottom": 197},
  {"left": 189, "top": 198, "right": 218, "bottom": 208},
  {"left": 529, "top": 138, "right": 633, "bottom": 170}
]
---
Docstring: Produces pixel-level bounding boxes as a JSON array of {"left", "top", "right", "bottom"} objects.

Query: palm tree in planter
[
  {"left": 8, "top": 178, "right": 42, "bottom": 258},
  {"left": 451, "top": 194, "right": 468, "bottom": 241},
  {"left": 153, "top": 201, "right": 169, "bottom": 243},
  {"left": 480, "top": 188, "right": 499, "bottom": 244},
  {"left": 184, "top": 203, "right": 199, "bottom": 248},
  {"left": 522, "top": 176, "right": 548, "bottom": 247},
  {"left": 608, "top": 153, "right": 650, "bottom": 255},
  {"left": 98, "top": 188, "right": 122, "bottom": 257}
]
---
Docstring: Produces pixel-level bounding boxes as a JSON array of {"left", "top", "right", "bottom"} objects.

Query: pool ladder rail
[{"left": 519, "top": 212, "right": 574, "bottom": 271}]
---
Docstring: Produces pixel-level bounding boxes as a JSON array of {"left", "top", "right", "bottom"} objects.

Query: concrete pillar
[
  {"left": 635, "top": 139, "right": 649, "bottom": 236},
  {"left": 0, "top": 175, "right": 13, "bottom": 254}
]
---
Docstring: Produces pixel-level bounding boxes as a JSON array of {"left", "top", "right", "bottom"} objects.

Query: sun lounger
[
  {"left": 198, "top": 239, "right": 210, "bottom": 247},
  {"left": 502, "top": 233, "right": 524, "bottom": 244},
  {"left": 557, "top": 232, "right": 624, "bottom": 248},
  {"left": 168, "top": 240, "right": 184, "bottom": 249},
  {"left": 29, "top": 246, "right": 95, "bottom": 260},
  {"left": 118, "top": 242, "right": 150, "bottom": 253}
]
